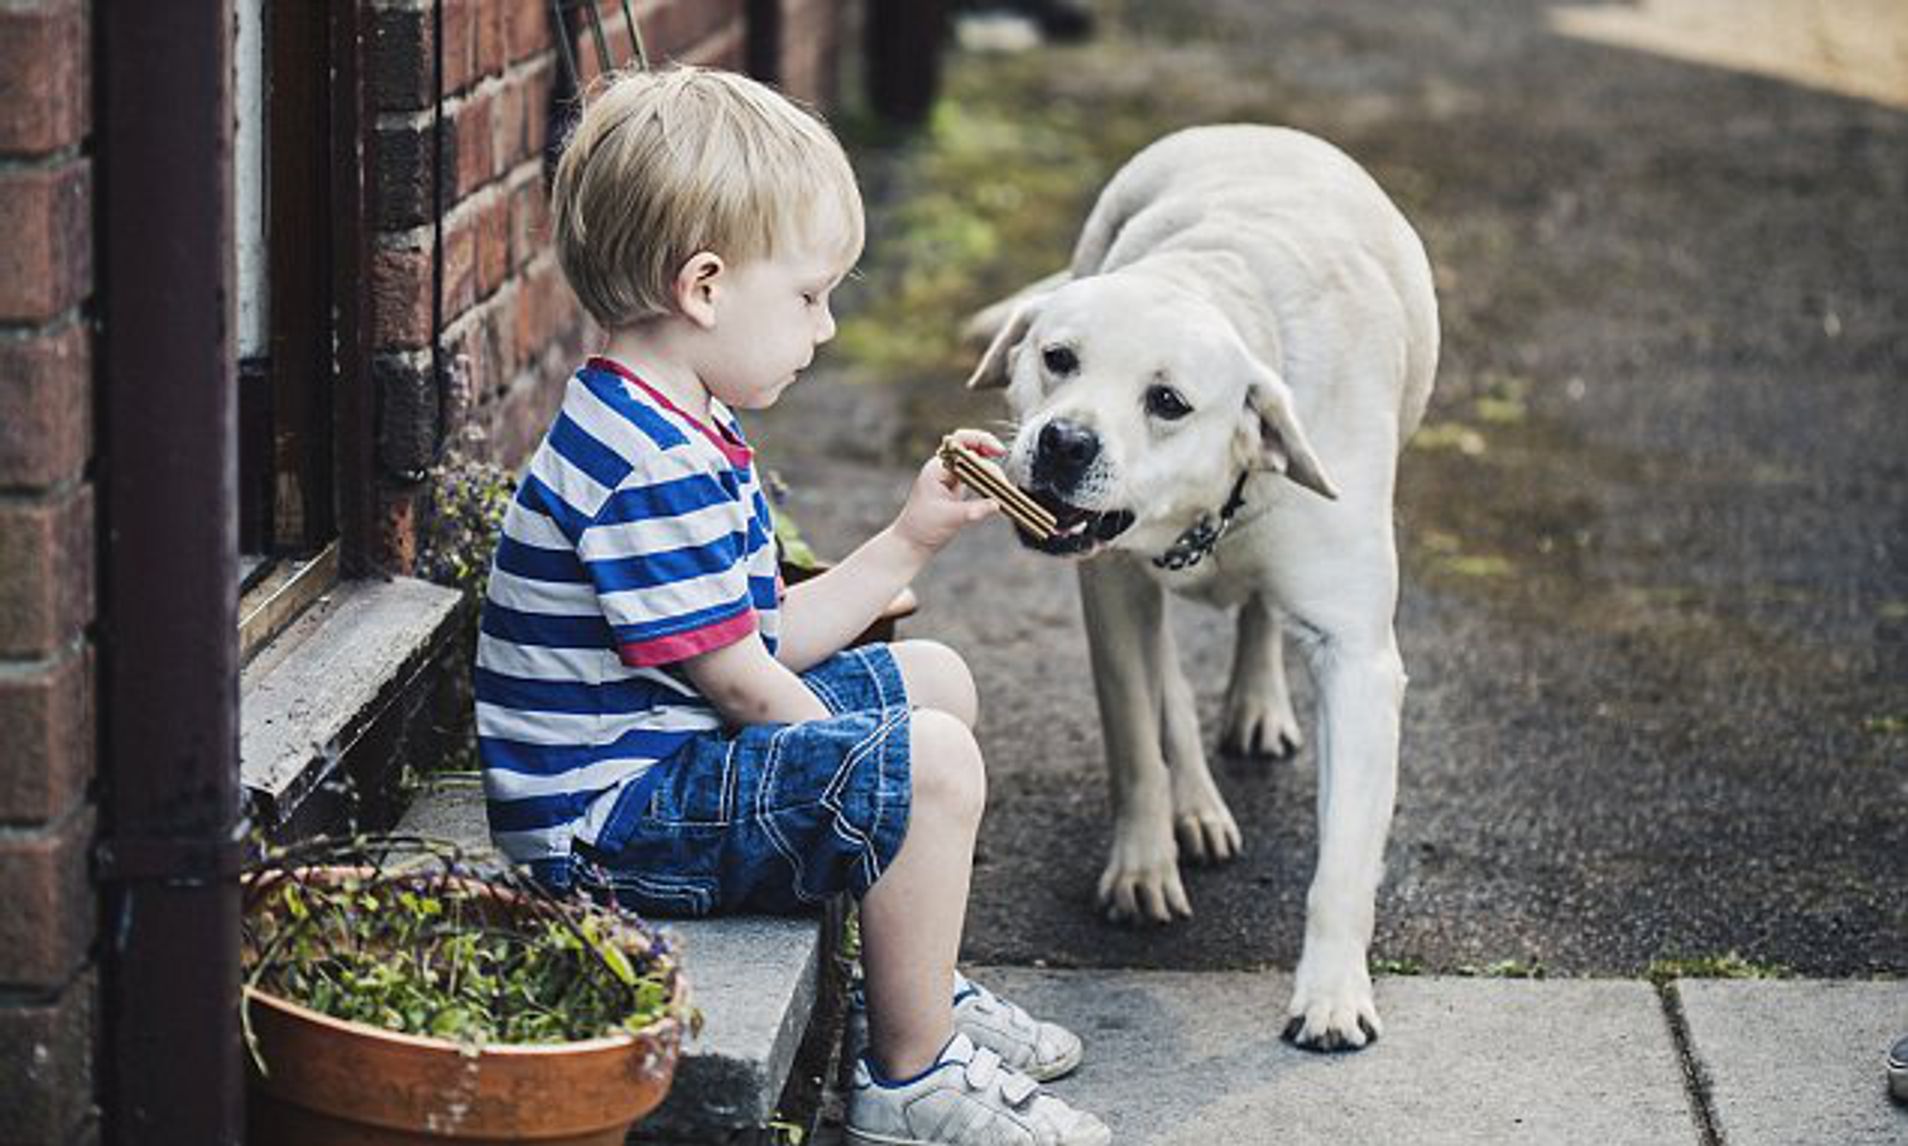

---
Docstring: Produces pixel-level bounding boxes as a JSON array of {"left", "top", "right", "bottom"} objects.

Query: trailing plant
[
  {"left": 241, "top": 835, "right": 693, "bottom": 1070},
  {"left": 416, "top": 433, "right": 518, "bottom": 603}
]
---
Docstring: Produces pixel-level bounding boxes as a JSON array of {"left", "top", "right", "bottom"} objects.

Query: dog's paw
[
  {"left": 1220, "top": 689, "right": 1304, "bottom": 760},
  {"left": 1171, "top": 775, "right": 1242, "bottom": 864},
  {"left": 1283, "top": 945, "right": 1381, "bottom": 1052},
  {"left": 1096, "top": 826, "right": 1191, "bottom": 924}
]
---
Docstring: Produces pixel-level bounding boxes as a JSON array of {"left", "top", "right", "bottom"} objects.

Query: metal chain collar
[{"left": 1152, "top": 470, "right": 1251, "bottom": 571}]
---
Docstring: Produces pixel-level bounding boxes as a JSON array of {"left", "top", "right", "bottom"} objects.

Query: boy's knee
[
  {"left": 894, "top": 639, "right": 979, "bottom": 727},
  {"left": 909, "top": 707, "right": 986, "bottom": 822}
]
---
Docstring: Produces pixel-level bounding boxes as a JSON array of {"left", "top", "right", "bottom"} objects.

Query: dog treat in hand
[{"left": 938, "top": 434, "right": 1058, "bottom": 541}]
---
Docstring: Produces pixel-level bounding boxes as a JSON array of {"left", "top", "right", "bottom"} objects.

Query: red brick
[
  {"left": 491, "top": 71, "right": 527, "bottom": 175},
  {"left": 477, "top": 190, "right": 511, "bottom": 298},
  {"left": 0, "top": 484, "right": 94, "bottom": 659},
  {"left": 523, "top": 58, "right": 555, "bottom": 162},
  {"left": 370, "top": 242, "right": 433, "bottom": 350},
  {"left": 475, "top": 0, "right": 508, "bottom": 81},
  {"left": 507, "top": 168, "right": 550, "bottom": 273},
  {"left": 441, "top": 0, "right": 478, "bottom": 96},
  {"left": 441, "top": 206, "right": 479, "bottom": 322},
  {"left": 0, "top": 969, "right": 96, "bottom": 1145},
  {"left": 488, "top": 365, "right": 568, "bottom": 468},
  {"left": 376, "top": 486, "right": 419, "bottom": 575},
  {"left": 452, "top": 89, "right": 496, "bottom": 197},
  {"left": 445, "top": 290, "right": 522, "bottom": 404},
  {"left": 506, "top": 0, "right": 552, "bottom": 63},
  {"left": 0, "top": 2, "right": 87, "bottom": 154},
  {"left": 0, "top": 161, "right": 91, "bottom": 323},
  {"left": 0, "top": 321, "right": 90, "bottom": 489},
  {"left": 681, "top": 21, "right": 747, "bottom": 70},
  {"left": 514, "top": 257, "right": 554, "bottom": 373},
  {"left": 0, "top": 643, "right": 92, "bottom": 825},
  {"left": 372, "top": 116, "right": 446, "bottom": 231},
  {"left": 0, "top": 805, "right": 96, "bottom": 988},
  {"left": 367, "top": 4, "right": 435, "bottom": 112}
]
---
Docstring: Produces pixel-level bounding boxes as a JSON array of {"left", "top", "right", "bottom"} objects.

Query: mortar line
[{"left": 1655, "top": 979, "right": 1725, "bottom": 1146}]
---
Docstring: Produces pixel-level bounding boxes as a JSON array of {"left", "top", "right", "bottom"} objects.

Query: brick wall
[
  {"left": 366, "top": 0, "right": 849, "bottom": 570},
  {"left": 0, "top": 2, "right": 850, "bottom": 1136},
  {"left": 0, "top": 0, "right": 99, "bottom": 1141}
]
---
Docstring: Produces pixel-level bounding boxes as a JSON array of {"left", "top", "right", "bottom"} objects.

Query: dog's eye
[
  {"left": 1144, "top": 385, "right": 1192, "bottom": 420},
  {"left": 1041, "top": 346, "right": 1078, "bottom": 376}
]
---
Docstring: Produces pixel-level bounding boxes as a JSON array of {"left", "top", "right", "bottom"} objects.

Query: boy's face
[{"left": 699, "top": 218, "right": 855, "bottom": 411}]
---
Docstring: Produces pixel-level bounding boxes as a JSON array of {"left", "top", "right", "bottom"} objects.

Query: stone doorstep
[
  {"left": 395, "top": 782, "right": 835, "bottom": 1143},
  {"left": 240, "top": 575, "right": 467, "bottom": 833}
]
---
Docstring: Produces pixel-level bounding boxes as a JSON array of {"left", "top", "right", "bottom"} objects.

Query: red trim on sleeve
[{"left": 618, "top": 609, "right": 757, "bottom": 668}]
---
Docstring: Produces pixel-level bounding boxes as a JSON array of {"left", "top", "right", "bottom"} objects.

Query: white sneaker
[
  {"left": 951, "top": 974, "right": 1084, "bottom": 1082},
  {"left": 847, "top": 973, "right": 1085, "bottom": 1082},
  {"left": 846, "top": 1032, "right": 1112, "bottom": 1146}
]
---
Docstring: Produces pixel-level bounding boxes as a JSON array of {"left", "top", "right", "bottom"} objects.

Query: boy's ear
[{"left": 674, "top": 251, "right": 724, "bottom": 329}]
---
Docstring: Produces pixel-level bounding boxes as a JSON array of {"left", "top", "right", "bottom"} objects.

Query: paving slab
[
  {"left": 963, "top": 968, "right": 1696, "bottom": 1145},
  {"left": 1678, "top": 980, "right": 1908, "bottom": 1146}
]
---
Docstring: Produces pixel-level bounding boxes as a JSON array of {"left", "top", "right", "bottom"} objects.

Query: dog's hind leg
[
  {"left": 1161, "top": 620, "right": 1242, "bottom": 864},
  {"left": 1220, "top": 594, "right": 1305, "bottom": 760}
]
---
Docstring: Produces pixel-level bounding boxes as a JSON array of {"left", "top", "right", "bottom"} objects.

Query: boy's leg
[
  {"left": 889, "top": 639, "right": 979, "bottom": 728},
  {"left": 859, "top": 707, "right": 986, "bottom": 1079}
]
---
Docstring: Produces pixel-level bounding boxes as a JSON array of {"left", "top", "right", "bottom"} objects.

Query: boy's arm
[
  {"left": 773, "top": 431, "right": 1003, "bottom": 672},
  {"left": 774, "top": 526, "right": 933, "bottom": 672},
  {"left": 682, "top": 632, "right": 831, "bottom": 725}
]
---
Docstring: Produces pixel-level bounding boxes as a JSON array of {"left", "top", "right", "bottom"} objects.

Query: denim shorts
[{"left": 572, "top": 643, "right": 913, "bottom": 916}]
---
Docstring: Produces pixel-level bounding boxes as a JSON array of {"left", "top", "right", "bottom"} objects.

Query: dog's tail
[{"left": 960, "top": 269, "right": 1071, "bottom": 350}]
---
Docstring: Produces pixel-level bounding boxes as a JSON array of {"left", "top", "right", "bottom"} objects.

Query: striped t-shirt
[{"left": 475, "top": 356, "right": 781, "bottom": 879}]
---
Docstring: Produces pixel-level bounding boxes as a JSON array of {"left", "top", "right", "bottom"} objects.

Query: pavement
[
  {"left": 812, "top": 968, "right": 1907, "bottom": 1145},
  {"left": 741, "top": 0, "right": 1907, "bottom": 1140}
]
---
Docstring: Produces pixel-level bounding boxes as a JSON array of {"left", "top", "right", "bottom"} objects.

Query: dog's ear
[
  {"left": 1243, "top": 356, "right": 1339, "bottom": 501},
  {"left": 963, "top": 301, "right": 1040, "bottom": 391}
]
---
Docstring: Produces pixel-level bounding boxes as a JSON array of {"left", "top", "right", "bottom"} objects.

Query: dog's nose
[{"left": 1033, "top": 418, "right": 1100, "bottom": 487}]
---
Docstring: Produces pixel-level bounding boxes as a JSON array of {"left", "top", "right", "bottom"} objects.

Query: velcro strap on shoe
[
  {"left": 964, "top": 1047, "right": 1002, "bottom": 1091},
  {"left": 1001, "top": 1071, "right": 1040, "bottom": 1107}
]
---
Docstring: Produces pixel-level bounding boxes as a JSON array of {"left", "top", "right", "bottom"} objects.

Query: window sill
[{"left": 239, "top": 576, "right": 467, "bottom": 838}]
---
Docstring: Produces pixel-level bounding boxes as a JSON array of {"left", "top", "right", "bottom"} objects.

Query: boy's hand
[{"left": 892, "top": 429, "right": 1005, "bottom": 554}]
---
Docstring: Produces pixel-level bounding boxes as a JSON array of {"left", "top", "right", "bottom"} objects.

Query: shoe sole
[
  {"left": 847, "top": 1125, "right": 1111, "bottom": 1146},
  {"left": 1024, "top": 1040, "right": 1084, "bottom": 1083}
]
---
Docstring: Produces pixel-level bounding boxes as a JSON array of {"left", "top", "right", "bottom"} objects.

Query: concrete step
[{"left": 395, "top": 781, "right": 834, "bottom": 1144}]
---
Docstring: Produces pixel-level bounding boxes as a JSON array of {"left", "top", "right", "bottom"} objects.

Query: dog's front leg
[
  {"left": 1079, "top": 555, "right": 1190, "bottom": 923},
  {"left": 1286, "top": 625, "right": 1405, "bottom": 1050}
]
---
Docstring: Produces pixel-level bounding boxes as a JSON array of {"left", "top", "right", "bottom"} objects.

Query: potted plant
[{"left": 241, "top": 836, "right": 694, "bottom": 1145}]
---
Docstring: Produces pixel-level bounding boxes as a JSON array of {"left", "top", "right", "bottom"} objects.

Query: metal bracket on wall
[{"left": 551, "top": 0, "right": 650, "bottom": 91}]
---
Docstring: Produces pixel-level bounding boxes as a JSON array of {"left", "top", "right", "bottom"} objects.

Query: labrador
[{"left": 964, "top": 125, "right": 1438, "bottom": 1050}]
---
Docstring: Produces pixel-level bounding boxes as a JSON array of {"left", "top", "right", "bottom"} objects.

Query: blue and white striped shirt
[{"left": 475, "top": 356, "right": 781, "bottom": 876}]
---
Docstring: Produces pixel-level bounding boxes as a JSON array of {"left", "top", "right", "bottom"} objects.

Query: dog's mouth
[{"left": 1015, "top": 489, "right": 1135, "bottom": 557}]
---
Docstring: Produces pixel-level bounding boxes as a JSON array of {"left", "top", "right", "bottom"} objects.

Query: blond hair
[{"left": 552, "top": 66, "right": 864, "bottom": 329}]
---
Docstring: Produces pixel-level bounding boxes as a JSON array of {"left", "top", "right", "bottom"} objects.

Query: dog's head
[{"left": 964, "top": 274, "right": 1337, "bottom": 560}]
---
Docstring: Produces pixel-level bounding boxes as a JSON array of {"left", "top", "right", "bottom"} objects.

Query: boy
[{"left": 476, "top": 66, "right": 1111, "bottom": 1146}]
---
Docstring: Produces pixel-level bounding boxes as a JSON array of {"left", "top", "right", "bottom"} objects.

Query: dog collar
[{"left": 1153, "top": 470, "right": 1251, "bottom": 571}]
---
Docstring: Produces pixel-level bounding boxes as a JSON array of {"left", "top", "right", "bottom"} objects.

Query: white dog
[{"left": 964, "top": 125, "right": 1438, "bottom": 1050}]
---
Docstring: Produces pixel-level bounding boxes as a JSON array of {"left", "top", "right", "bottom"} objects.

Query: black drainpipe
[{"left": 95, "top": 3, "right": 245, "bottom": 1143}]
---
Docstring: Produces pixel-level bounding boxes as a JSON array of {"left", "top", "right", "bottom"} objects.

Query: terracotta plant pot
[{"left": 243, "top": 868, "right": 687, "bottom": 1145}]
